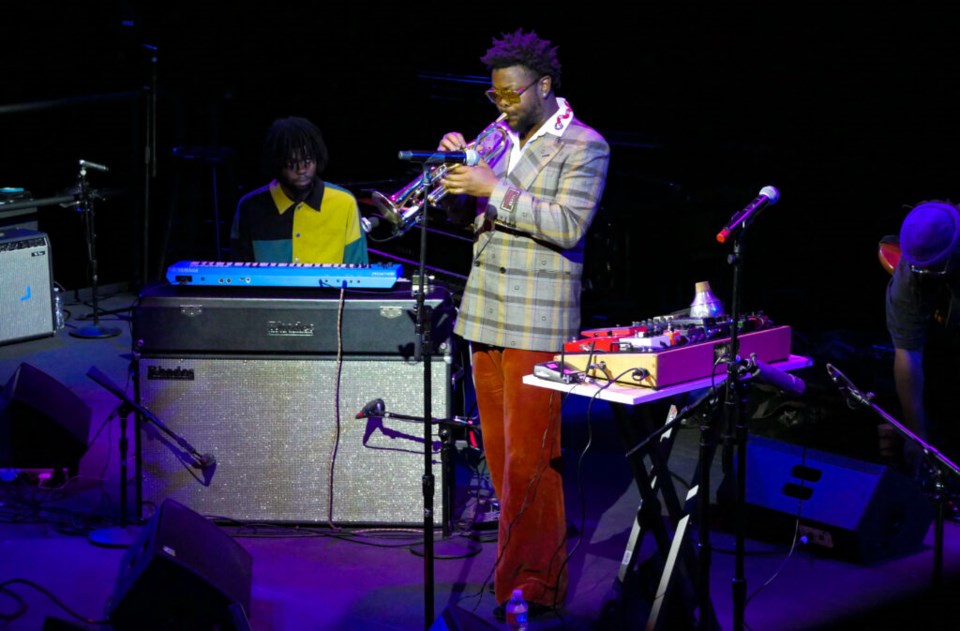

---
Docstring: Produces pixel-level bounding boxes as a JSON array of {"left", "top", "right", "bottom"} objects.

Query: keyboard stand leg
[
  {"left": 646, "top": 483, "right": 720, "bottom": 631},
  {"left": 609, "top": 400, "right": 720, "bottom": 631}
]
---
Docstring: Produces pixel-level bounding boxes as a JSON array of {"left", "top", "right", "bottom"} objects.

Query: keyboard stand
[{"left": 610, "top": 399, "right": 716, "bottom": 631}]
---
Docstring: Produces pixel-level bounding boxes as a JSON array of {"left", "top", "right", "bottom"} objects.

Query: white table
[{"left": 522, "top": 354, "right": 814, "bottom": 405}]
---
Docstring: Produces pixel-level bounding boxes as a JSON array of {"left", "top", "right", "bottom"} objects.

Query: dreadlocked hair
[
  {"left": 480, "top": 29, "right": 562, "bottom": 88},
  {"left": 261, "top": 116, "right": 329, "bottom": 178}
]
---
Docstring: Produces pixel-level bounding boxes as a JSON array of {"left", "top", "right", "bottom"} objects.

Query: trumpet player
[{"left": 437, "top": 29, "right": 610, "bottom": 621}]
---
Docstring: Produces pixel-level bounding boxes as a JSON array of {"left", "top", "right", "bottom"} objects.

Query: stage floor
[{"left": 1, "top": 287, "right": 958, "bottom": 630}]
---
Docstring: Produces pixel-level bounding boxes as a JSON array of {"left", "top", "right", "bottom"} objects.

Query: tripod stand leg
[
  {"left": 646, "top": 485, "right": 720, "bottom": 631},
  {"left": 618, "top": 506, "right": 645, "bottom": 584},
  {"left": 647, "top": 513, "right": 693, "bottom": 630}
]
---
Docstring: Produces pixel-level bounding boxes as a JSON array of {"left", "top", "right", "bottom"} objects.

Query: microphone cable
[{"left": 325, "top": 285, "right": 347, "bottom": 529}]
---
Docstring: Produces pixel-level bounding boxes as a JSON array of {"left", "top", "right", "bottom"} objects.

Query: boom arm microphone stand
[
  {"left": 85, "top": 365, "right": 216, "bottom": 547},
  {"left": 354, "top": 398, "right": 480, "bottom": 547},
  {"left": 715, "top": 186, "right": 779, "bottom": 631},
  {"left": 825, "top": 363, "right": 959, "bottom": 592}
]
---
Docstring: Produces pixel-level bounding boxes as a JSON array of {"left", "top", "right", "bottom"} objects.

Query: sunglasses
[
  {"left": 909, "top": 251, "right": 956, "bottom": 276},
  {"left": 484, "top": 76, "right": 545, "bottom": 106},
  {"left": 910, "top": 262, "right": 950, "bottom": 277}
]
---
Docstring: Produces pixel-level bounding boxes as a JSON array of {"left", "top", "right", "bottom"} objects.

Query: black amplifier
[
  {"left": 0, "top": 189, "right": 38, "bottom": 231},
  {"left": 132, "top": 283, "right": 455, "bottom": 356}
]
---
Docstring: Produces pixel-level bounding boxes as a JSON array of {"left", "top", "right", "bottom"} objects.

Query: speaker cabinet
[
  {"left": 0, "top": 362, "right": 90, "bottom": 473},
  {"left": 107, "top": 498, "right": 253, "bottom": 631},
  {"left": 734, "top": 435, "right": 933, "bottom": 563},
  {"left": 136, "top": 354, "right": 450, "bottom": 525},
  {"left": 0, "top": 228, "right": 54, "bottom": 345}
]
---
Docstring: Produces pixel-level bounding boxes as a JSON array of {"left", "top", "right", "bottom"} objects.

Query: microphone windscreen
[{"left": 759, "top": 185, "right": 780, "bottom": 203}]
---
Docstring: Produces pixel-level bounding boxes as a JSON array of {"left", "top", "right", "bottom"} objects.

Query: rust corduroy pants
[{"left": 472, "top": 345, "right": 567, "bottom": 608}]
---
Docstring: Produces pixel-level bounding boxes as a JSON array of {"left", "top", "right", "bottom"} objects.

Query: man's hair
[
  {"left": 261, "top": 116, "right": 329, "bottom": 178},
  {"left": 480, "top": 29, "right": 562, "bottom": 88}
]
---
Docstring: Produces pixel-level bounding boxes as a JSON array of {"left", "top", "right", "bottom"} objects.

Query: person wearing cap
[{"left": 885, "top": 200, "right": 960, "bottom": 474}]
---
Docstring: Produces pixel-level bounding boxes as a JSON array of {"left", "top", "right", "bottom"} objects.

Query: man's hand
[
  {"left": 441, "top": 162, "right": 498, "bottom": 199},
  {"left": 438, "top": 132, "right": 468, "bottom": 152},
  {"left": 436, "top": 131, "right": 499, "bottom": 199}
]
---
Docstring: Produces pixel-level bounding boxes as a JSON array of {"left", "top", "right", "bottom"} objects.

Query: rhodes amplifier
[
  {"left": 133, "top": 284, "right": 455, "bottom": 357},
  {"left": 0, "top": 229, "right": 54, "bottom": 345},
  {"left": 134, "top": 284, "right": 457, "bottom": 524}
]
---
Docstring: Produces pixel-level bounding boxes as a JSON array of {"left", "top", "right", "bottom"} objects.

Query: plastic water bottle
[
  {"left": 505, "top": 589, "right": 528, "bottom": 630},
  {"left": 53, "top": 287, "right": 65, "bottom": 330}
]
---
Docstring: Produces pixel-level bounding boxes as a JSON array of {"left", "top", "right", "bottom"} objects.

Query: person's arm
[
  {"left": 229, "top": 201, "right": 254, "bottom": 262},
  {"left": 441, "top": 129, "right": 610, "bottom": 248},
  {"left": 488, "top": 135, "right": 609, "bottom": 248},
  {"left": 343, "top": 233, "right": 368, "bottom": 265},
  {"left": 342, "top": 198, "right": 369, "bottom": 265},
  {"left": 894, "top": 346, "right": 928, "bottom": 438}
]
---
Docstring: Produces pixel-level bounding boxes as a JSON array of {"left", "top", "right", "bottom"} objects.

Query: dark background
[{"left": 3, "top": 3, "right": 959, "bottom": 339}]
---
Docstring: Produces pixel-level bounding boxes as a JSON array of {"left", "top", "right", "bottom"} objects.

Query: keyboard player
[{"left": 230, "top": 116, "right": 369, "bottom": 265}]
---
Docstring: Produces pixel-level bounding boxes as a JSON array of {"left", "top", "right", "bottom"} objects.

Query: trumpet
[{"left": 372, "top": 113, "right": 509, "bottom": 234}]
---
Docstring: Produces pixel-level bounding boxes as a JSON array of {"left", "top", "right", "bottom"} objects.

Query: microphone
[
  {"left": 744, "top": 354, "right": 805, "bottom": 397},
  {"left": 825, "top": 363, "right": 874, "bottom": 407},
  {"left": 79, "top": 159, "right": 110, "bottom": 173},
  {"left": 397, "top": 150, "right": 480, "bottom": 166},
  {"left": 716, "top": 185, "right": 779, "bottom": 243},
  {"left": 356, "top": 398, "right": 386, "bottom": 419}
]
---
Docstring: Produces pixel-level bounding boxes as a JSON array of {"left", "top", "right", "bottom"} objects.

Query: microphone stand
[
  {"left": 371, "top": 160, "right": 477, "bottom": 628},
  {"left": 720, "top": 221, "right": 753, "bottom": 631},
  {"left": 69, "top": 161, "right": 121, "bottom": 339},
  {"left": 414, "top": 160, "right": 438, "bottom": 630},
  {"left": 825, "top": 363, "right": 958, "bottom": 594},
  {"left": 141, "top": 44, "right": 158, "bottom": 290},
  {"left": 85, "top": 364, "right": 215, "bottom": 547}
]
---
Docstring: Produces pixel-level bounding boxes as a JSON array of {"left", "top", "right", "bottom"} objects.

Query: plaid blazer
[{"left": 454, "top": 117, "right": 610, "bottom": 352}]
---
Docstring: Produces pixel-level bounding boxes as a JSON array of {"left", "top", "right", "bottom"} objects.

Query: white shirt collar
[{"left": 506, "top": 98, "right": 574, "bottom": 173}]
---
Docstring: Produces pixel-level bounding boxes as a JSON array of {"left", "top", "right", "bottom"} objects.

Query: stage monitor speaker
[
  {"left": 0, "top": 228, "right": 54, "bottom": 345},
  {"left": 735, "top": 434, "right": 933, "bottom": 563},
  {"left": 0, "top": 362, "right": 90, "bottom": 474},
  {"left": 106, "top": 498, "right": 253, "bottom": 631},
  {"left": 137, "top": 354, "right": 451, "bottom": 525}
]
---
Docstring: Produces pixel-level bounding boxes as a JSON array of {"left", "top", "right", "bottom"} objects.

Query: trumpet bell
[{"left": 371, "top": 190, "right": 424, "bottom": 233}]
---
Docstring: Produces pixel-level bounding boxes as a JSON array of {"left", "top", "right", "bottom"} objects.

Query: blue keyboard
[{"left": 166, "top": 261, "right": 403, "bottom": 289}]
